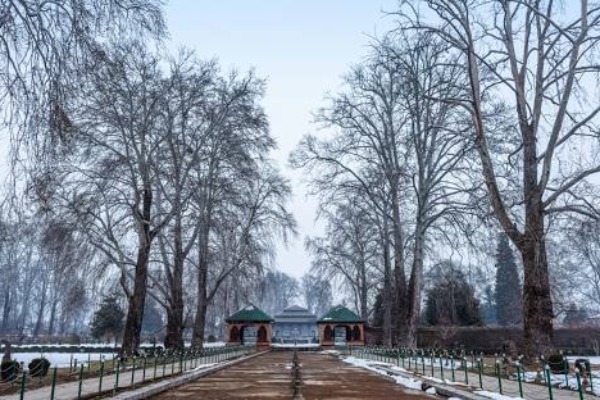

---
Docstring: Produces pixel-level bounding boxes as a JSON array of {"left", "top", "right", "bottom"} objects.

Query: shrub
[
  {"left": 547, "top": 354, "right": 568, "bottom": 373},
  {"left": 1, "top": 360, "right": 20, "bottom": 382},
  {"left": 207, "top": 335, "right": 217, "bottom": 343},
  {"left": 28, "top": 358, "right": 51, "bottom": 377},
  {"left": 575, "top": 359, "right": 591, "bottom": 374}
]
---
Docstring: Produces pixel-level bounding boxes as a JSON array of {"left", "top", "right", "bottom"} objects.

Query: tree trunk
[
  {"left": 121, "top": 241, "right": 151, "bottom": 353},
  {"left": 192, "top": 223, "right": 210, "bottom": 348},
  {"left": 1, "top": 289, "right": 11, "bottom": 333},
  {"left": 391, "top": 189, "right": 406, "bottom": 340},
  {"left": 359, "top": 263, "right": 369, "bottom": 321},
  {"left": 192, "top": 260, "right": 208, "bottom": 347},
  {"left": 164, "top": 285, "right": 184, "bottom": 349},
  {"left": 164, "top": 220, "right": 185, "bottom": 350},
  {"left": 519, "top": 125, "right": 554, "bottom": 357},
  {"left": 47, "top": 295, "right": 59, "bottom": 336},
  {"left": 405, "top": 219, "right": 426, "bottom": 349},
  {"left": 520, "top": 234, "right": 553, "bottom": 357},
  {"left": 382, "top": 235, "right": 393, "bottom": 347},
  {"left": 33, "top": 280, "right": 47, "bottom": 337}
]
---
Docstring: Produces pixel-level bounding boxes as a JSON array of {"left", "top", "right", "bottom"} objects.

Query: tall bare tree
[
  {"left": 1, "top": 0, "right": 164, "bottom": 163},
  {"left": 399, "top": 0, "right": 600, "bottom": 355},
  {"left": 63, "top": 43, "right": 174, "bottom": 353}
]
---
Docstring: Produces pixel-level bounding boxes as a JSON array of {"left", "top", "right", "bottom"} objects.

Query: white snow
[
  {"left": 342, "top": 356, "right": 423, "bottom": 390},
  {"left": 271, "top": 343, "right": 320, "bottom": 348},
  {"left": 474, "top": 390, "right": 522, "bottom": 400},
  {"left": 202, "top": 341, "right": 226, "bottom": 348},
  {"left": 567, "top": 356, "right": 600, "bottom": 365},
  {"left": 11, "top": 352, "right": 117, "bottom": 368},
  {"left": 426, "top": 386, "right": 437, "bottom": 395}
]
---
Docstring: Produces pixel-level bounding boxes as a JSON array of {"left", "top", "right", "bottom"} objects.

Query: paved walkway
[{"left": 151, "top": 351, "right": 433, "bottom": 399}]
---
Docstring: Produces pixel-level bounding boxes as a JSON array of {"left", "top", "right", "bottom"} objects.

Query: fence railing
[
  {"left": 0, "top": 345, "right": 255, "bottom": 399},
  {"left": 334, "top": 345, "right": 597, "bottom": 400}
]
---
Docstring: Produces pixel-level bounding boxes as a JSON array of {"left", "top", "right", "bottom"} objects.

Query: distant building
[
  {"left": 224, "top": 304, "right": 365, "bottom": 347},
  {"left": 273, "top": 305, "right": 318, "bottom": 344}
]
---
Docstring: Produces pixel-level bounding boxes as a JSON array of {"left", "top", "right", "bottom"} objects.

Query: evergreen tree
[
  {"left": 424, "top": 261, "right": 482, "bottom": 326},
  {"left": 90, "top": 295, "right": 125, "bottom": 341},
  {"left": 495, "top": 233, "right": 522, "bottom": 326}
]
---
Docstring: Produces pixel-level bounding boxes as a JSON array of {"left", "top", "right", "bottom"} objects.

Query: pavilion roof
[
  {"left": 225, "top": 304, "right": 274, "bottom": 323},
  {"left": 317, "top": 305, "right": 364, "bottom": 323}
]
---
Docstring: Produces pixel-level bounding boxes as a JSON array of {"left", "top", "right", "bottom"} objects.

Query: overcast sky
[{"left": 166, "top": 1, "right": 397, "bottom": 279}]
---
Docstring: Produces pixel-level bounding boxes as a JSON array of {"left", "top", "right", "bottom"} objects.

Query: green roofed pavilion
[
  {"left": 317, "top": 305, "right": 365, "bottom": 346},
  {"left": 225, "top": 304, "right": 274, "bottom": 323},
  {"left": 317, "top": 305, "right": 364, "bottom": 323}
]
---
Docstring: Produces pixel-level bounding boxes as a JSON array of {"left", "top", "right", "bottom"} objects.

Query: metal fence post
[
  {"left": 496, "top": 360, "right": 503, "bottom": 394},
  {"left": 545, "top": 365, "right": 554, "bottom": 400},
  {"left": 477, "top": 358, "right": 483, "bottom": 389},
  {"left": 114, "top": 361, "right": 120, "bottom": 393},
  {"left": 142, "top": 357, "right": 147, "bottom": 382},
  {"left": 576, "top": 368, "right": 584, "bottom": 400},
  {"left": 78, "top": 364, "right": 84, "bottom": 399},
  {"left": 50, "top": 366, "right": 58, "bottom": 400},
  {"left": 516, "top": 362, "right": 524, "bottom": 398},
  {"left": 19, "top": 369, "right": 26, "bottom": 400},
  {"left": 564, "top": 358, "right": 570, "bottom": 388},
  {"left": 463, "top": 357, "right": 469, "bottom": 385},
  {"left": 99, "top": 361, "right": 104, "bottom": 393},
  {"left": 132, "top": 357, "right": 137, "bottom": 388}
]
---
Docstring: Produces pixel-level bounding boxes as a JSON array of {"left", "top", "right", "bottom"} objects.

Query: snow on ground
[
  {"left": 342, "top": 356, "right": 423, "bottom": 390},
  {"left": 201, "top": 341, "right": 226, "bottom": 348},
  {"left": 474, "top": 390, "right": 522, "bottom": 400},
  {"left": 567, "top": 356, "right": 600, "bottom": 365},
  {"left": 271, "top": 343, "right": 320, "bottom": 348},
  {"left": 425, "top": 386, "right": 437, "bottom": 395},
  {"left": 9, "top": 342, "right": 226, "bottom": 368},
  {"left": 11, "top": 352, "right": 117, "bottom": 368},
  {"left": 192, "top": 362, "right": 218, "bottom": 371}
]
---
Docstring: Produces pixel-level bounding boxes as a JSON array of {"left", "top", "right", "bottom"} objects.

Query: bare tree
[
  {"left": 305, "top": 195, "right": 382, "bottom": 323},
  {"left": 1, "top": 0, "right": 164, "bottom": 163},
  {"left": 301, "top": 274, "right": 333, "bottom": 318},
  {"left": 399, "top": 0, "right": 600, "bottom": 356},
  {"left": 63, "top": 42, "right": 174, "bottom": 353},
  {"left": 293, "top": 32, "right": 469, "bottom": 347},
  {"left": 192, "top": 164, "right": 296, "bottom": 346}
]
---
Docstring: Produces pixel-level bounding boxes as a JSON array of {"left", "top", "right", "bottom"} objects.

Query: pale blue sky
[{"left": 166, "top": 1, "right": 398, "bottom": 279}]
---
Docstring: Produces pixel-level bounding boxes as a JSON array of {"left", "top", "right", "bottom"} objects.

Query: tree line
[
  {"left": 293, "top": 0, "right": 600, "bottom": 358},
  {"left": 0, "top": 1, "right": 315, "bottom": 353}
]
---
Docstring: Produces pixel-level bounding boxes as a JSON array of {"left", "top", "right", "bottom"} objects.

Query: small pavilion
[
  {"left": 317, "top": 305, "right": 365, "bottom": 347},
  {"left": 225, "top": 304, "right": 273, "bottom": 348}
]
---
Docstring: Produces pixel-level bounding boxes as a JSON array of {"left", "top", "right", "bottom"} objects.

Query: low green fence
[
  {"left": 334, "top": 345, "right": 597, "bottom": 400},
  {"left": 0, "top": 345, "right": 254, "bottom": 399}
]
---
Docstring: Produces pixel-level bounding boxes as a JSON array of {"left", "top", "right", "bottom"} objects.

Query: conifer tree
[
  {"left": 90, "top": 295, "right": 125, "bottom": 341},
  {"left": 495, "top": 234, "right": 522, "bottom": 326}
]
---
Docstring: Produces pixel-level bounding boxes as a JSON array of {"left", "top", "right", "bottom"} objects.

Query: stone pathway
[{"left": 151, "top": 351, "right": 433, "bottom": 399}]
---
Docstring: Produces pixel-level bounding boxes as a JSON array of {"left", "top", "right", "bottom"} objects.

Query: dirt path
[{"left": 151, "top": 351, "right": 432, "bottom": 399}]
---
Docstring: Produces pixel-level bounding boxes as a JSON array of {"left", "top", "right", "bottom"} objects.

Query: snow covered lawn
[{"left": 11, "top": 352, "right": 117, "bottom": 368}]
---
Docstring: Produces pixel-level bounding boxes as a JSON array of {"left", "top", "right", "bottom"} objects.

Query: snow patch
[
  {"left": 342, "top": 356, "right": 423, "bottom": 390},
  {"left": 475, "top": 390, "right": 522, "bottom": 400}
]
